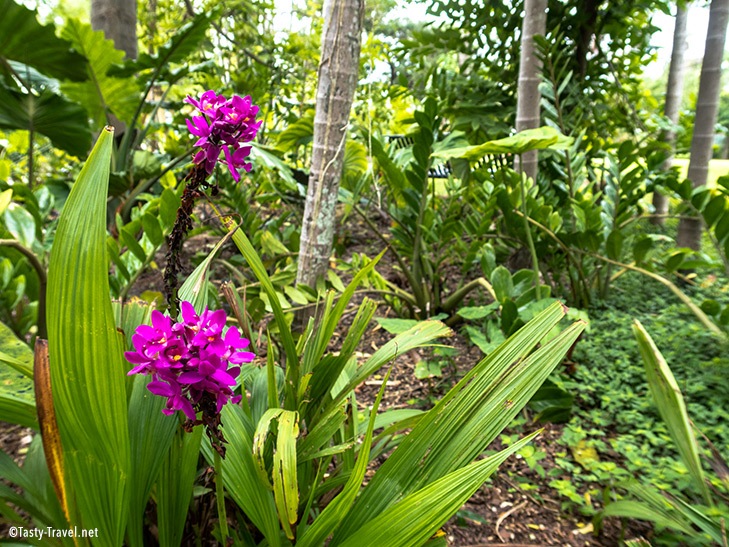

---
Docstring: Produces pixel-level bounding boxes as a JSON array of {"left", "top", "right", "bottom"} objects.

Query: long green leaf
[
  {"left": 633, "top": 320, "right": 712, "bottom": 504},
  {"left": 302, "top": 252, "right": 384, "bottom": 377},
  {"left": 202, "top": 404, "right": 281, "bottom": 547},
  {"left": 333, "top": 432, "right": 539, "bottom": 547},
  {"left": 157, "top": 426, "right": 202, "bottom": 547},
  {"left": 298, "top": 369, "right": 392, "bottom": 546},
  {"left": 127, "top": 375, "right": 178, "bottom": 547},
  {"left": 334, "top": 302, "right": 583, "bottom": 539},
  {"left": 46, "top": 126, "right": 130, "bottom": 544},
  {"left": 226, "top": 224, "right": 299, "bottom": 403},
  {"left": 273, "top": 410, "right": 299, "bottom": 538}
]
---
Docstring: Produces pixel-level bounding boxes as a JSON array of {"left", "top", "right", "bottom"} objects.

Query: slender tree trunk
[
  {"left": 652, "top": 4, "right": 689, "bottom": 225},
  {"left": 515, "top": 0, "right": 547, "bottom": 181},
  {"left": 91, "top": 0, "right": 137, "bottom": 59},
  {"left": 91, "top": 0, "right": 137, "bottom": 135},
  {"left": 296, "top": 0, "right": 364, "bottom": 287},
  {"left": 677, "top": 0, "right": 729, "bottom": 250}
]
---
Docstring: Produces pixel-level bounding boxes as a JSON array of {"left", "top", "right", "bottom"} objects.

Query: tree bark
[
  {"left": 296, "top": 0, "right": 364, "bottom": 287},
  {"left": 677, "top": 0, "right": 729, "bottom": 250},
  {"left": 652, "top": 4, "right": 689, "bottom": 225},
  {"left": 515, "top": 0, "right": 547, "bottom": 181},
  {"left": 91, "top": 0, "right": 138, "bottom": 60}
]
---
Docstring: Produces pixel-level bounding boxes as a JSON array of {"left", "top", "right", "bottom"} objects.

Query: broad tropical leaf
[
  {"left": 0, "top": 86, "right": 92, "bottom": 157},
  {"left": 0, "top": 0, "right": 87, "bottom": 81},
  {"left": 433, "top": 126, "right": 572, "bottom": 161},
  {"left": 61, "top": 19, "right": 140, "bottom": 129}
]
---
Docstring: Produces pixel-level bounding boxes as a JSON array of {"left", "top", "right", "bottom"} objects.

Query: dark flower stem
[{"left": 164, "top": 163, "right": 215, "bottom": 316}]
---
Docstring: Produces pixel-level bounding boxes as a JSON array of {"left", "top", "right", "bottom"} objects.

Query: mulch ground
[{"left": 0, "top": 207, "right": 654, "bottom": 546}]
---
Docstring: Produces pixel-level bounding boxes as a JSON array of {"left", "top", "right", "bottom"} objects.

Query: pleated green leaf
[
  {"left": 302, "top": 252, "right": 384, "bottom": 376},
  {"left": 331, "top": 320, "right": 452, "bottom": 409},
  {"left": 602, "top": 493, "right": 694, "bottom": 536},
  {"left": 333, "top": 432, "right": 539, "bottom": 547},
  {"left": 334, "top": 302, "right": 584, "bottom": 540},
  {"left": 633, "top": 320, "right": 712, "bottom": 504},
  {"left": 117, "top": 300, "right": 186, "bottom": 547},
  {"left": 252, "top": 407, "right": 300, "bottom": 536},
  {"left": 46, "top": 126, "right": 130, "bottom": 544},
  {"left": 202, "top": 404, "right": 281, "bottom": 547},
  {"left": 272, "top": 410, "right": 299, "bottom": 538},
  {"left": 157, "top": 426, "right": 202, "bottom": 547},
  {"left": 127, "top": 377, "right": 178, "bottom": 546},
  {"left": 298, "top": 369, "right": 392, "bottom": 547}
]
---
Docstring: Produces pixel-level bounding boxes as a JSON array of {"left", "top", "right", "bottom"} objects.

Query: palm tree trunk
[
  {"left": 296, "top": 0, "right": 364, "bottom": 287},
  {"left": 677, "top": 0, "right": 729, "bottom": 250},
  {"left": 652, "top": 4, "right": 689, "bottom": 225},
  {"left": 515, "top": 0, "right": 547, "bottom": 181}
]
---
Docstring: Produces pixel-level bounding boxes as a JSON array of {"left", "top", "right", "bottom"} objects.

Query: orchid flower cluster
[
  {"left": 125, "top": 302, "right": 254, "bottom": 421},
  {"left": 185, "top": 90, "right": 262, "bottom": 182}
]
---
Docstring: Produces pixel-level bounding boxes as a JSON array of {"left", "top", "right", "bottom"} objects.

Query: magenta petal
[
  {"left": 181, "top": 301, "right": 199, "bottom": 325},
  {"left": 127, "top": 362, "right": 149, "bottom": 375},
  {"left": 150, "top": 310, "right": 170, "bottom": 331},
  {"left": 230, "top": 351, "right": 255, "bottom": 364},
  {"left": 211, "top": 369, "right": 237, "bottom": 386},
  {"left": 125, "top": 351, "right": 149, "bottom": 365},
  {"left": 179, "top": 399, "right": 197, "bottom": 420},
  {"left": 178, "top": 371, "right": 204, "bottom": 384},
  {"left": 222, "top": 146, "right": 241, "bottom": 182},
  {"left": 136, "top": 324, "right": 156, "bottom": 339},
  {"left": 147, "top": 381, "right": 175, "bottom": 397}
]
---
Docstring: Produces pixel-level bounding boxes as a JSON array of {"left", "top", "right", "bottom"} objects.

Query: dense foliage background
[{"left": 1, "top": 0, "right": 729, "bottom": 545}]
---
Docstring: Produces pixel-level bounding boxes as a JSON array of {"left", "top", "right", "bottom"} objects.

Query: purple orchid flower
[
  {"left": 184, "top": 90, "right": 262, "bottom": 181},
  {"left": 125, "top": 302, "right": 254, "bottom": 420}
]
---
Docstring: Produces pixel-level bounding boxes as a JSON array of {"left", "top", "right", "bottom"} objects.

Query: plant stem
[
  {"left": 0, "top": 239, "right": 46, "bottom": 338},
  {"left": 441, "top": 277, "right": 497, "bottom": 314},
  {"left": 518, "top": 159, "right": 542, "bottom": 300},
  {"left": 214, "top": 449, "right": 229, "bottom": 543}
]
